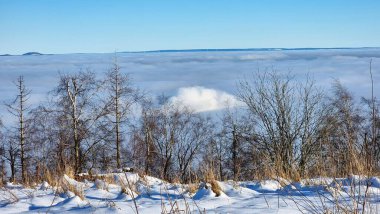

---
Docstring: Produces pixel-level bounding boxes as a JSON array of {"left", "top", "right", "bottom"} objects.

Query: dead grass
[
  {"left": 102, "top": 174, "right": 117, "bottom": 185},
  {"left": 209, "top": 180, "right": 221, "bottom": 197},
  {"left": 59, "top": 175, "right": 85, "bottom": 200},
  {"left": 203, "top": 168, "right": 222, "bottom": 197},
  {"left": 187, "top": 183, "right": 198, "bottom": 195},
  {"left": 44, "top": 170, "right": 58, "bottom": 187},
  {"left": 64, "top": 166, "right": 75, "bottom": 179}
]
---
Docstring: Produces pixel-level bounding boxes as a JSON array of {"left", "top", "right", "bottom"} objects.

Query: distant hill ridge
[
  {"left": 22, "top": 52, "right": 43, "bottom": 56},
  {"left": 0, "top": 47, "right": 378, "bottom": 56}
]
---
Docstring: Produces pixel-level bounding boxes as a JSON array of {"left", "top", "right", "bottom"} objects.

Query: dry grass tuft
[
  {"left": 203, "top": 167, "right": 222, "bottom": 197},
  {"left": 187, "top": 183, "right": 198, "bottom": 195},
  {"left": 209, "top": 180, "right": 221, "bottom": 197},
  {"left": 102, "top": 175, "right": 117, "bottom": 185},
  {"left": 60, "top": 175, "right": 85, "bottom": 200},
  {"left": 44, "top": 170, "right": 58, "bottom": 187},
  {"left": 64, "top": 166, "right": 75, "bottom": 179}
]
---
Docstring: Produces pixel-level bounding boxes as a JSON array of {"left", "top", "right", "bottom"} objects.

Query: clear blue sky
[{"left": 1, "top": 0, "right": 379, "bottom": 54}]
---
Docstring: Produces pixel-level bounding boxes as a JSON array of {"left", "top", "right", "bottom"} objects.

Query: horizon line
[{"left": 2, "top": 46, "right": 379, "bottom": 56}]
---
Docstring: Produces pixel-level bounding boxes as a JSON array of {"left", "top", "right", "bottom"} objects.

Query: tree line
[{"left": 0, "top": 62, "right": 378, "bottom": 184}]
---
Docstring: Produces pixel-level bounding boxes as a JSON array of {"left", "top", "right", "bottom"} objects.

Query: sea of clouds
[{"left": 0, "top": 48, "right": 379, "bottom": 122}]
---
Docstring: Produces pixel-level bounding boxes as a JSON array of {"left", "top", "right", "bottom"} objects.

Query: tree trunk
[{"left": 232, "top": 125, "right": 239, "bottom": 181}]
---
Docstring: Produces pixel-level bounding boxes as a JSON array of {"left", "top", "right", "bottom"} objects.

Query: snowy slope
[{"left": 1, "top": 173, "right": 380, "bottom": 213}]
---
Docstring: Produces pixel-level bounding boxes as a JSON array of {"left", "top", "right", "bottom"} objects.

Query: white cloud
[
  {"left": 1, "top": 49, "right": 379, "bottom": 121},
  {"left": 239, "top": 52, "right": 287, "bottom": 61},
  {"left": 170, "top": 86, "right": 243, "bottom": 112}
]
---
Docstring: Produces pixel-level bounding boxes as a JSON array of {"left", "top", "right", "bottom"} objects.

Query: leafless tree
[
  {"left": 53, "top": 70, "right": 98, "bottom": 174},
  {"left": 26, "top": 105, "right": 67, "bottom": 178},
  {"left": 323, "top": 81, "right": 364, "bottom": 176},
  {"left": 238, "top": 70, "right": 326, "bottom": 178},
  {"left": 130, "top": 96, "right": 213, "bottom": 182},
  {"left": 102, "top": 59, "right": 135, "bottom": 169},
  {"left": 174, "top": 109, "right": 213, "bottom": 182},
  {"left": 5, "top": 76, "right": 31, "bottom": 183},
  {"left": 0, "top": 119, "right": 6, "bottom": 183},
  {"left": 139, "top": 98, "right": 157, "bottom": 175},
  {"left": 361, "top": 97, "right": 380, "bottom": 169},
  {"left": 296, "top": 77, "right": 328, "bottom": 177},
  {"left": 3, "top": 136, "right": 18, "bottom": 182},
  {"left": 216, "top": 107, "right": 256, "bottom": 180}
]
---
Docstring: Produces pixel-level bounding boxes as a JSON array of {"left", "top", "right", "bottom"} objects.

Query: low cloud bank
[{"left": 170, "top": 86, "right": 243, "bottom": 112}]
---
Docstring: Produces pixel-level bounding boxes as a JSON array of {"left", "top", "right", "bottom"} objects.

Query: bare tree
[
  {"left": 324, "top": 81, "right": 363, "bottom": 176},
  {"left": 26, "top": 105, "right": 67, "bottom": 178},
  {"left": 153, "top": 102, "right": 178, "bottom": 181},
  {"left": 361, "top": 97, "right": 380, "bottom": 168},
  {"left": 131, "top": 96, "right": 213, "bottom": 182},
  {"left": 238, "top": 70, "right": 326, "bottom": 178},
  {"left": 216, "top": 107, "right": 256, "bottom": 180},
  {"left": 5, "top": 76, "right": 31, "bottom": 183},
  {"left": 363, "top": 59, "right": 379, "bottom": 171},
  {"left": 129, "top": 97, "right": 162, "bottom": 177},
  {"left": 103, "top": 59, "right": 135, "bottom": 169},
  {"left": 0, "top": 119, "right": 6, "bottom": 183},
  {"left": 140, "top": 98, "right": 157, "bottom": 175},
  {"left": 296, "top": 77, "right": 327, "bottom": 177},
  {"left": 3, "top": 136, "right": 18, "bottom": 182},
  {"left": 174, "top": 109, "right": 212, "bottom": 182},
  {"left": 54, "top": 71, "right": 98, "bottom": 174}
]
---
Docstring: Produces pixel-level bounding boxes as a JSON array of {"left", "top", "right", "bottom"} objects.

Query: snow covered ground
[{"left": 1, "top": 173, "right": 380, "bottom": 213}]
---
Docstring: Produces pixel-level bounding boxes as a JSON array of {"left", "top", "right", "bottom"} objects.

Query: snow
[
  {"left": 1, "top": 173, "right": 380, "bottom": 213},
  {"left": 39, "top": 181, "right": 50, "bottom": 191}
]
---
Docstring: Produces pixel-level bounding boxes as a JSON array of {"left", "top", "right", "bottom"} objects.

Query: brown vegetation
[{"left": 0, "top": 62, "right": 378, "bottom": 187}]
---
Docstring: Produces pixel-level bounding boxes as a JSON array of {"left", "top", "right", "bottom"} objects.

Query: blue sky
[{"left": 1, "top": 0, "right": 380, "bottom": 54}]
